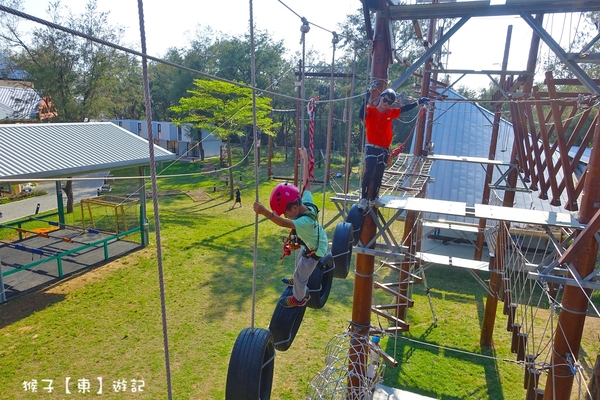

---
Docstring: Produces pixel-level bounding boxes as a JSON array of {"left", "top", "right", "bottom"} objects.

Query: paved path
[{"left": 0, "top": 173, "right": 107, "bottom": 222}]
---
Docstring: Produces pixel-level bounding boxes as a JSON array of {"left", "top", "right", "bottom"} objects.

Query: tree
[
  {"left": 170, "top": 78, "right": 278, "bottom": 199},
  {"left": 0, "top": 0, "right": 143, "bottom": 122},
  {"left": 0, "top": 0, "right": 144, "bottom": 212},
  {"left": 205, "top": 31, "right": 289, "bottom": 162},
  {"left": 148, "top": 27, "right": 216, "bottom": 121}
]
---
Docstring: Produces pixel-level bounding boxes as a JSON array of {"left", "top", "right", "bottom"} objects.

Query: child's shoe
[
  {"left": 280, "top": 294, "right": 309, "bottom": 308},
  {"left": 281, "top": 277, "right": 294, "bottom": 286}
]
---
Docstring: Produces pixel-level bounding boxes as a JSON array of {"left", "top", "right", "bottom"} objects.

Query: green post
[
  {"left": 57, "top": 257, "right": 63, "bottom": 278},
  {"left": 55, "top": 181, "right": 65, "bottom": 226},
  {"left": 139, "top": 166, "right": 149, "bottom": 247}
]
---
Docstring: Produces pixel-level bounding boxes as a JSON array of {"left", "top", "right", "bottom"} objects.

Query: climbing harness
[{"left": 280, "top": 202, "right": 321, "bottom": 260}]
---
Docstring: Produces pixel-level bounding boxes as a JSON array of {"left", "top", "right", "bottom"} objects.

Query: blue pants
[{"left": 362, "top": 145, "right": 389, "bottom": 200}]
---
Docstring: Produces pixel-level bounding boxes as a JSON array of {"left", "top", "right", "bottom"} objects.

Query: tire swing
[
  {"left": 331, "top": 221, "right": 354, "bottom": 279},
  {"left": 269, "top": 286, "right": 308, "bottom": 351},
  {"left": 306, "top": 253, "right": 334, "bottom": 309},
  {"left": 226, "top": 328, "right": 275, "bottom": 400},
  {"left": 345, "top": 204, "right": 365, "bottom": 246}
]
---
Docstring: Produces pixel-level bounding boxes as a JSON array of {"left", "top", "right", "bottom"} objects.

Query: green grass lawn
[{"left": 1, "top": 155, "right": 598, "bottom": 399}]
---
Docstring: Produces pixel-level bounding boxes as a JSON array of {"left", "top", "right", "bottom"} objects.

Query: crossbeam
[{"left": 388, "top": 0, "right": 600, "bottom": 20}]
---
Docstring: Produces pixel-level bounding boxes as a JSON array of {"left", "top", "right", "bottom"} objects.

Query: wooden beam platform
[{"left": 389, "top": 1, "right": 600, "bottom": 21}]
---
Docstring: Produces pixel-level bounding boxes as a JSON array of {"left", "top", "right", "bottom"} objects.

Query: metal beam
[
  {"left": 389, "top": 0, "right": 600, "bottom": 20},
  {"left": 528, "top": 272, "right": 600, "bottom": 290},
  {"left": 427, "top": 69, "right": 533, "bottom": 76},
  {"left": 565, "top": 53, "right": 600, "bottom": 63},
  {"left": 389, "top": 17, "right": 469, "bottom": 91},
  {"left": 521, "top": 13, "right": 600, "bottom": 95}
]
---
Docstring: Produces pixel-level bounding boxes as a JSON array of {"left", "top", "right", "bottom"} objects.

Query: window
[
  {"left": 118, "top": 121, "right": 122, "bottom": 127},
  {"left": 137, "top": 122, "right": 142, "bottom": 135},
  {"left": 178, "top": 126, "right": 182, "bottom": 141},
  {"left": 157, "top": 124, "right": 161, "bottom": 140}
]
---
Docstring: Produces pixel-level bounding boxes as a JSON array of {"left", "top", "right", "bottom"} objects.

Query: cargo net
[
  {"left": 307, "top": 327, "right": 386, "bottom": 399},
  {"left": 80, "top": 196, "right": 140, "bottom": 235}
]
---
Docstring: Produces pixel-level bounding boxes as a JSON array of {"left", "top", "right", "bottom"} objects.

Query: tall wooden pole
[
  {"left": 347, "top": 1, "right": 389, "bottom": 398},
  {"left": 543, "top": 115, "right": 600, "bottom": 399},
  {"left": 294, "top": 60, "right": 302, "bottom": 186},
  {"left": 325, "top": 33, "right": 339, "bottom": 186},
  {"left": 268, "top": 74, "right": 274, "bottom": 179},
  {"left": 474, "top": 25, "right": 512, "bottom": 261},
  {"left": 344, "top": 57, "right": 356, "bottom": 194},
  {"left": 397, "top": 10, "right": 436, "bottom": 321},
  {"left": 480, "top": 15, "right": 542, "bottom": 348}
]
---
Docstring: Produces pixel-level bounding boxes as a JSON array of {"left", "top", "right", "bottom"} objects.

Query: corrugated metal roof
[
  {"left": 0, "top": 122, "right": 175, "bottom": 180},
  {"left": 0, "top": 86, "right": 40, "bottom": 119},
  {"left": 413, "top": 89, "right": 571, "bottom": 223},
  {"left": 0, "top": 53, "right": 29, "bottom": 81}
]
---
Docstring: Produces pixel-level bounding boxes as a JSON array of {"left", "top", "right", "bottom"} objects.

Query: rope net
[
  {"left": 307, "top": 328, "right": 386, "bottom": 399},
  {"left": 497, "top": 219, "right": 598, "bottom": 398}
]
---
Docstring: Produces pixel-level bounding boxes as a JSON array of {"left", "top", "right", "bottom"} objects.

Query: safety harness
[{"left": 280, "top": 202, "right": 321, "bottom": 260}]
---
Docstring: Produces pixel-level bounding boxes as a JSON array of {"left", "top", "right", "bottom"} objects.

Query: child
[
  {"left": 234, "top": 188, "right": 241, "bottom": 208},
  {"left": 359, "top": 87, "right": 429, "bottom": 209},
  {"left": 253, "top": 148, "right": 328, "bottom": 308}
]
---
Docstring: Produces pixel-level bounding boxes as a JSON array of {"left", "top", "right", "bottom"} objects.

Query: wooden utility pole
[
  {"left": 344, "top": 57, "right": 356, "bottom": 194},
  {"left": 347, "top": 1, "right": 390, "bottom": 398},
  {"left": 268, "top": 74, "right": 274, "bottom": 179},
  {"left": 294, "top": 60, "right": 302, "bottom": 186},
  {"left": 474, "top": 25, "right": 511, "bottom": 260},
  {"left": 543, "top": 106, "right": 600, "bottom": 400},
  {"left": 478, "top": 25, "right": 513, "bottom": 346},
  {"left": 324, "top": 32, "right": 340, "bottom": 186},
  {"left": 479, "top": 15, "right": 542, "bottom": 348},
  {"left": 397, "top": 7, "right": 436, "bottom": 321}
]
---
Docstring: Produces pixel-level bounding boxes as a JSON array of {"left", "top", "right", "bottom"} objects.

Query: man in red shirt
[{"left": 358, "top": 88, "right": 429, "bottom": 209}]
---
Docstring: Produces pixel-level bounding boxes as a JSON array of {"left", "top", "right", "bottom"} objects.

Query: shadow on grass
[
  {"left": 0, "top": 291, "right": 65, "bottom": 329},
  {"left": 385, "top": 332, "right": 506, "bottom": 400}
]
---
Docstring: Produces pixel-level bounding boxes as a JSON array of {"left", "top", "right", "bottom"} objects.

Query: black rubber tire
[
  {"left": 306, "top": 253, "right": 334, "bottom": 309},
  {"left": 268, "top": 286, "right": 307, "bottom": 351},
  {"left": 346, "top": 204, "right": 365, "bottom": 246},
  {"left": 331, "top": 222, "right": 353, "bottom": 279},
  {"left": 225, "top": 327, "right": 275, "bottom": 400}
]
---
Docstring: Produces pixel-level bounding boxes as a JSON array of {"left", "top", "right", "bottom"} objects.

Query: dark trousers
[{"left": 361, "top": 145, "right": 389, "bottom": 200}]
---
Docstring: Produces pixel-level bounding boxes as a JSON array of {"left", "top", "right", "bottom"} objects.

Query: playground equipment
[{"left": 80, "top": 195, "right": 139, "bottom": 234}]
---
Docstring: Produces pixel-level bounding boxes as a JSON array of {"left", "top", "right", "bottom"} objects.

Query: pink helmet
[{"left": 269, "top": 183, "right": 300, "bottom": 216}]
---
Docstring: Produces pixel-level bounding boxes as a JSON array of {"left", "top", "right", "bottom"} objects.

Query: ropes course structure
[{"left": 2, "top": 0, "right": 600, "bottom": 399}]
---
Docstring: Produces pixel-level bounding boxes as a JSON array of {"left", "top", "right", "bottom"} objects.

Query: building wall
[{"left": 111, "top": 120, "right": 222, "bottom": 159}]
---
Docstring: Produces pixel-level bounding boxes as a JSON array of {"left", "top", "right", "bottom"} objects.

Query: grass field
[{"left": 1, "top": 154, "right": 598, "bottom": 399}]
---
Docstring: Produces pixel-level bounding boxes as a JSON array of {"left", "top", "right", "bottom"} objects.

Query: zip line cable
[{"left": 0, "top": 5, "right": 299, "bottom": 104}]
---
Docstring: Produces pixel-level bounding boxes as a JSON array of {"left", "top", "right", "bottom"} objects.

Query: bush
[{"left": 0, "top": 190, "right": 48, "bottom": 205}]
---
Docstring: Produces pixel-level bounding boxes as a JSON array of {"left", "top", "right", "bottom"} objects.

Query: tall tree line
[{"left": 0, "top": 0, "right": 432, "bottom": 156}]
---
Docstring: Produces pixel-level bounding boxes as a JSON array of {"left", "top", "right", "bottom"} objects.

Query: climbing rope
[
  {"left": 249, "top": 0, "right": 260, "bottom": 331},
  {"left": 136, "top": 1, "right": 173, "bottom": 399}
]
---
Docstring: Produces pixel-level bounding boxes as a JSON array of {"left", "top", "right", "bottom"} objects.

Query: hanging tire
[
  {"left": 306, "top": 253, "right": 334, "bottom": 310},
  {"left": 226, "top": 327, "right": 275, "bottom": 400},
  {"left": 345, "top": 204, "right": 365, "bottom": 246},
  {"left": 331, "top": 222, "right": 353, "bottom": 279},
  {"left": 268, "top": 286, "right": 307, "bottom": 351}
]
